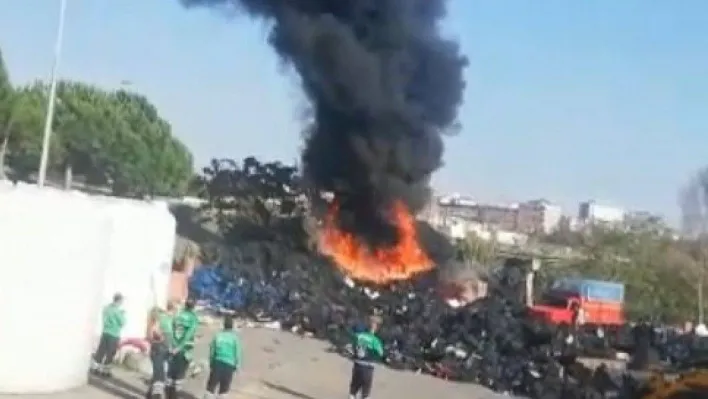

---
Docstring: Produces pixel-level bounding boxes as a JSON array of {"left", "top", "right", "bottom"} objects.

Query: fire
[{"left": 318, "top": 201, "right": 434, "bottom": 284}]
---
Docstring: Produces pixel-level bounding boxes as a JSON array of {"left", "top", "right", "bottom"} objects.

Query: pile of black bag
[{"left": 189, "top": 247, "right": 689, "bottom": 398}]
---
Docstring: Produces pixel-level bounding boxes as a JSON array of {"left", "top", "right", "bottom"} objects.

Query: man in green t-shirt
[
  {"left": 91, "top": 293, "right": 126, "bottom": 377},
  {"left": 349, "top": 316, "right": 384, "bottom": 399},
  {"left": 204, "top": 316, "right": 242, "bottom": 398},
  {"left": 167, "top": 299, "right": 199, "bottom": 395}
]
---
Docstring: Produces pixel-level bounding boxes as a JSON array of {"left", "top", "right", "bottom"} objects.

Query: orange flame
[{"left": 318, "top": 201, "right": 434, "bottom": 284}]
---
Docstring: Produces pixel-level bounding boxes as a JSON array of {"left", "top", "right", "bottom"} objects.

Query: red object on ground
[{"left": 119, "top": 337, "right": 149, "bottom": 353}]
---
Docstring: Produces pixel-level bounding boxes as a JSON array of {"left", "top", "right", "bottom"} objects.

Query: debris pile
[{"left": 190, "top": 252, "right": 658, "bottom": 398}]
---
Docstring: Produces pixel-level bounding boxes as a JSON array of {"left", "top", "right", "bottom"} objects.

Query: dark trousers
[
  {"left": 349, "top": 362, "right": 374, "bottom": 398},
  {"left": 146, "top": 342, "right": 169, "bottom": 397},
  {"left": 93, "top": 333, "right": 120, "bottom": 367},
  {"left": 165, "top": 353, "right": 189, "bottom": 399},
  {"left": 206, "top": 360, "right": 236, "bottom": 394},
  {"left": 168, "top": 353, "right": 189, "bottom": 383}
]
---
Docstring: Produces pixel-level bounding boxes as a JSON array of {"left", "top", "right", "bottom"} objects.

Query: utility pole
[
  {"left": 700, "top": 217, "right": 706, "bottom": 325},
  {"left": 37, "top": 0, "right": 67, "bottom": 187}
]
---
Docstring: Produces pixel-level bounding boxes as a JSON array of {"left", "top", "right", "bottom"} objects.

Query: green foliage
[
  {"left": 0, "top": 52, "right": 193, "bottom": 195},
  {"left": 562, "top": 227, "right": 699, "bottom": 322},
  {"left": 543, "top": 226, "right": 700, "bottom": 322},
  {"left": 199, "top": 156, "right": 308, "bottom": 250},
  {"left": 454, "top": 222, "right": 703, "bottom": 323},
  {"left": 5, "top": 83, "right": 47, "bottom": 178},
  {"left": 455, "top": 232, "right": 498, "bottom": 266},
  {"left": 0, "top": 49, "right": 17, "bottom": 178}
]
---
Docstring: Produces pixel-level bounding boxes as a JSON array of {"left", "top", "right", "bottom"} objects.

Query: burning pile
[
  {"left": 319, "top": 201, "right": 434, "bottom": 283},
  {"left": 180, "top": 0, "right": 466, "bottom": 285}
]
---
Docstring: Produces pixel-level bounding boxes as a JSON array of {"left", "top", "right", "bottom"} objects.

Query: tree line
[{"left": 0, "top": 49, "right": 193, "bottom": 196}]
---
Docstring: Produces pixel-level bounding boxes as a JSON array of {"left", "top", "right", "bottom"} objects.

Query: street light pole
[{"left": 37, "top": 0, "right": 68, "bottom": 187}]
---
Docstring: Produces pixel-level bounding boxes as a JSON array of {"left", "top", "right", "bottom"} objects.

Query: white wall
[
  {"left": 93, "top": 197, "right": 176, "bottom": 341},
  {"left": 0, "top": 185, "right": 111, "bottom": 393}
]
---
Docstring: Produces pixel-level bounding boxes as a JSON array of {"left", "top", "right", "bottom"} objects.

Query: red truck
[{"left": 529, "top": 278, "right": 625, "bottom": 327}]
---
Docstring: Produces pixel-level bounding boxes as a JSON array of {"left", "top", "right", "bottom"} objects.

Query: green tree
[
  {"left": 105, "top": 90, "right": 193, "bottom": 196},
  {"left": 455, "top": 231, "right": 498, "bottom": 265},
  {"left": 201, "top": 156, "right": 307, "bottom": 250},
  {"left": 4, "top": 83, "right": 47, "bottom": 179},
  {"left": 679, "top": 167, "right": 708, "bottom": 324},
  {"left": 53, "top": 81, "right": 117, "bottom": 187},
  {"left": 0, "top": 48, "right": 16, "bottom": 178}
]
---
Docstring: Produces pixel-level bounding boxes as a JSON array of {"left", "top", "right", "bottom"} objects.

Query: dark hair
[
  {"left": 113, "top": 293, "right": 123, "bottom": 303},
  {"left": 185, "top": 298, "right": 196, "bottom": 310},
  {"left": 224, "top": 316, "right": 234, "bottom": 330}
]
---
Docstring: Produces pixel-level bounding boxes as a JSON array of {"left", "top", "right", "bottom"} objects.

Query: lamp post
[{"left": 37, "top": 0, "right": 68, "bottom": 187}]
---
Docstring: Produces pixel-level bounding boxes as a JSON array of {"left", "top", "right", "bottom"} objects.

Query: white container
[
  {"left": 95, "top": 197, "right": 176, "bottom": 341},
  {"left": 0, "top": 187, "right": 112, "bottom": 393}
]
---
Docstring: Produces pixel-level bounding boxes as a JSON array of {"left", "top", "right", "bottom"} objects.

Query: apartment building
[{"left": 421, "top": 194, "right": 562, "bottom": 235}]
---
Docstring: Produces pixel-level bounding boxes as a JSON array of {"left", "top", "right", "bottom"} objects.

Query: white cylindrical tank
[
  {"left": 0, "top": 186, "right": 112, "bottom": 393},
  {"left": 96, "top": 198, "right": 176, "bottom": 341}
]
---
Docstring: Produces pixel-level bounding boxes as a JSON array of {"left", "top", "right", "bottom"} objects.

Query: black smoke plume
[{"left": 180, "top": 0, "right": 467, "bottom": 251}]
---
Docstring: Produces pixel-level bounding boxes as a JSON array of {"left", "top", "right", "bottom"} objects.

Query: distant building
[
  {"left": 520, "top": 199, "right": 563, "bottom": 234},
  {"left": 624, "top": 210, "right": 673, "bottom": 234},
  {"left": 422, "top": 194, "right": 562, "bottom": 235},
  {"left": 578, "top": 201, "right": 625, "bottom": 225}
]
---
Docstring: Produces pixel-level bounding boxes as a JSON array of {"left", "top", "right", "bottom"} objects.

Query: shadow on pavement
[
  {"left": 261, "top": 381, "right": 317, "bottom": 399},
  {"left": 88, "top": 375, "right": 140, "bottom": 399},
  {"left": 88, "top": 375, "right": 202, "bottom": 399}
]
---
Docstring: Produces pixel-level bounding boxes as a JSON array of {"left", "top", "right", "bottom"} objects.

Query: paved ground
[{"left": 0, "top": 323, "right": 510, "bottom": 399}]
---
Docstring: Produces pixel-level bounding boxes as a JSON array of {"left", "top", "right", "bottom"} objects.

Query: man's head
[
  {"left": 224, "top": 316, "right": 234, "bottom": 330},
  {"left": 368, "top": 315, "right": 382, "bottom": 333},
  {"left": 112, "top": 293, "right": 123, "bottom": 305},
  {"left": 185, "top": 298, "right": 196, "bottom": 311}
]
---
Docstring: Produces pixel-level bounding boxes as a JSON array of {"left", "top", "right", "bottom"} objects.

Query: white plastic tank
[
  {"left": 96, "top": 197, "right": 176, "bottom": 341},
  {"left": 0, "top": 186, "right": 112, "bottom": 393}
]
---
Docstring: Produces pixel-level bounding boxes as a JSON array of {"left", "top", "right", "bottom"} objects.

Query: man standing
[
  {"left": 349, "top": 316, "right": 384, "bottom": 399},
  {"left": 146, "top": 302, "right": 176, "bottom": 398},
  {"left": 167, "top": 299, "right": 199, "bottom": 397},
  {"left": 91, "top": 293, "right": 126, "bottom": 377},
  {"left": 204, "top": 316, "right": 242, "bottom": 399}
]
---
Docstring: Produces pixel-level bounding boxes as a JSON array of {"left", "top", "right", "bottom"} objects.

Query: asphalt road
[{"left": 0, "top": 323, "right": 512, "bottom": 399}]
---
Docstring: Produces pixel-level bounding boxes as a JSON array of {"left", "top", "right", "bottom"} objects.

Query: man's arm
[
  {"left": 209, "top": 337, "right": 216, "bottom": 360},
  {"left": 117, "top": 310, "right": 126, "bottom": 329},
  {"left": 173, "top": 316, "right": 198, "bottom": 353},
  {"left": 372, "top": 337, "right": 384, "bottom": 358}
]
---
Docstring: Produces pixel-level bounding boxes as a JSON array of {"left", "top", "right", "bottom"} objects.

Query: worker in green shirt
[
  {"left": 91, "top": 293, "right": 126, "bottom": 377},
  {"left": 349, "top": 315, "right": 384, "bottom": 399},
  {"left": 204, "top": 316, "right": 242, "bottom": 398},
  {"left": 167, "top": 298, "right": 199, "bottom": 395}
]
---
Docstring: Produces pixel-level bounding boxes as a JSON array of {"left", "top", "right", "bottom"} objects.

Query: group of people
[
  {"left": 90, "top": 294, "right": 242, "bottom": 399},
  {"left": 90, "top": 293, "right": 386, "bottom": 399}
]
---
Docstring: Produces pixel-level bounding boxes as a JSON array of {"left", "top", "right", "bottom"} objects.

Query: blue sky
[{"left": 0, "top": 1, "right": 706, "bottom": 221}]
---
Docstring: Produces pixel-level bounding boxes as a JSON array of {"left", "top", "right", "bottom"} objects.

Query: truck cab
[{"left": 529, "top": 278, "right": 625, "bottom": 327}]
